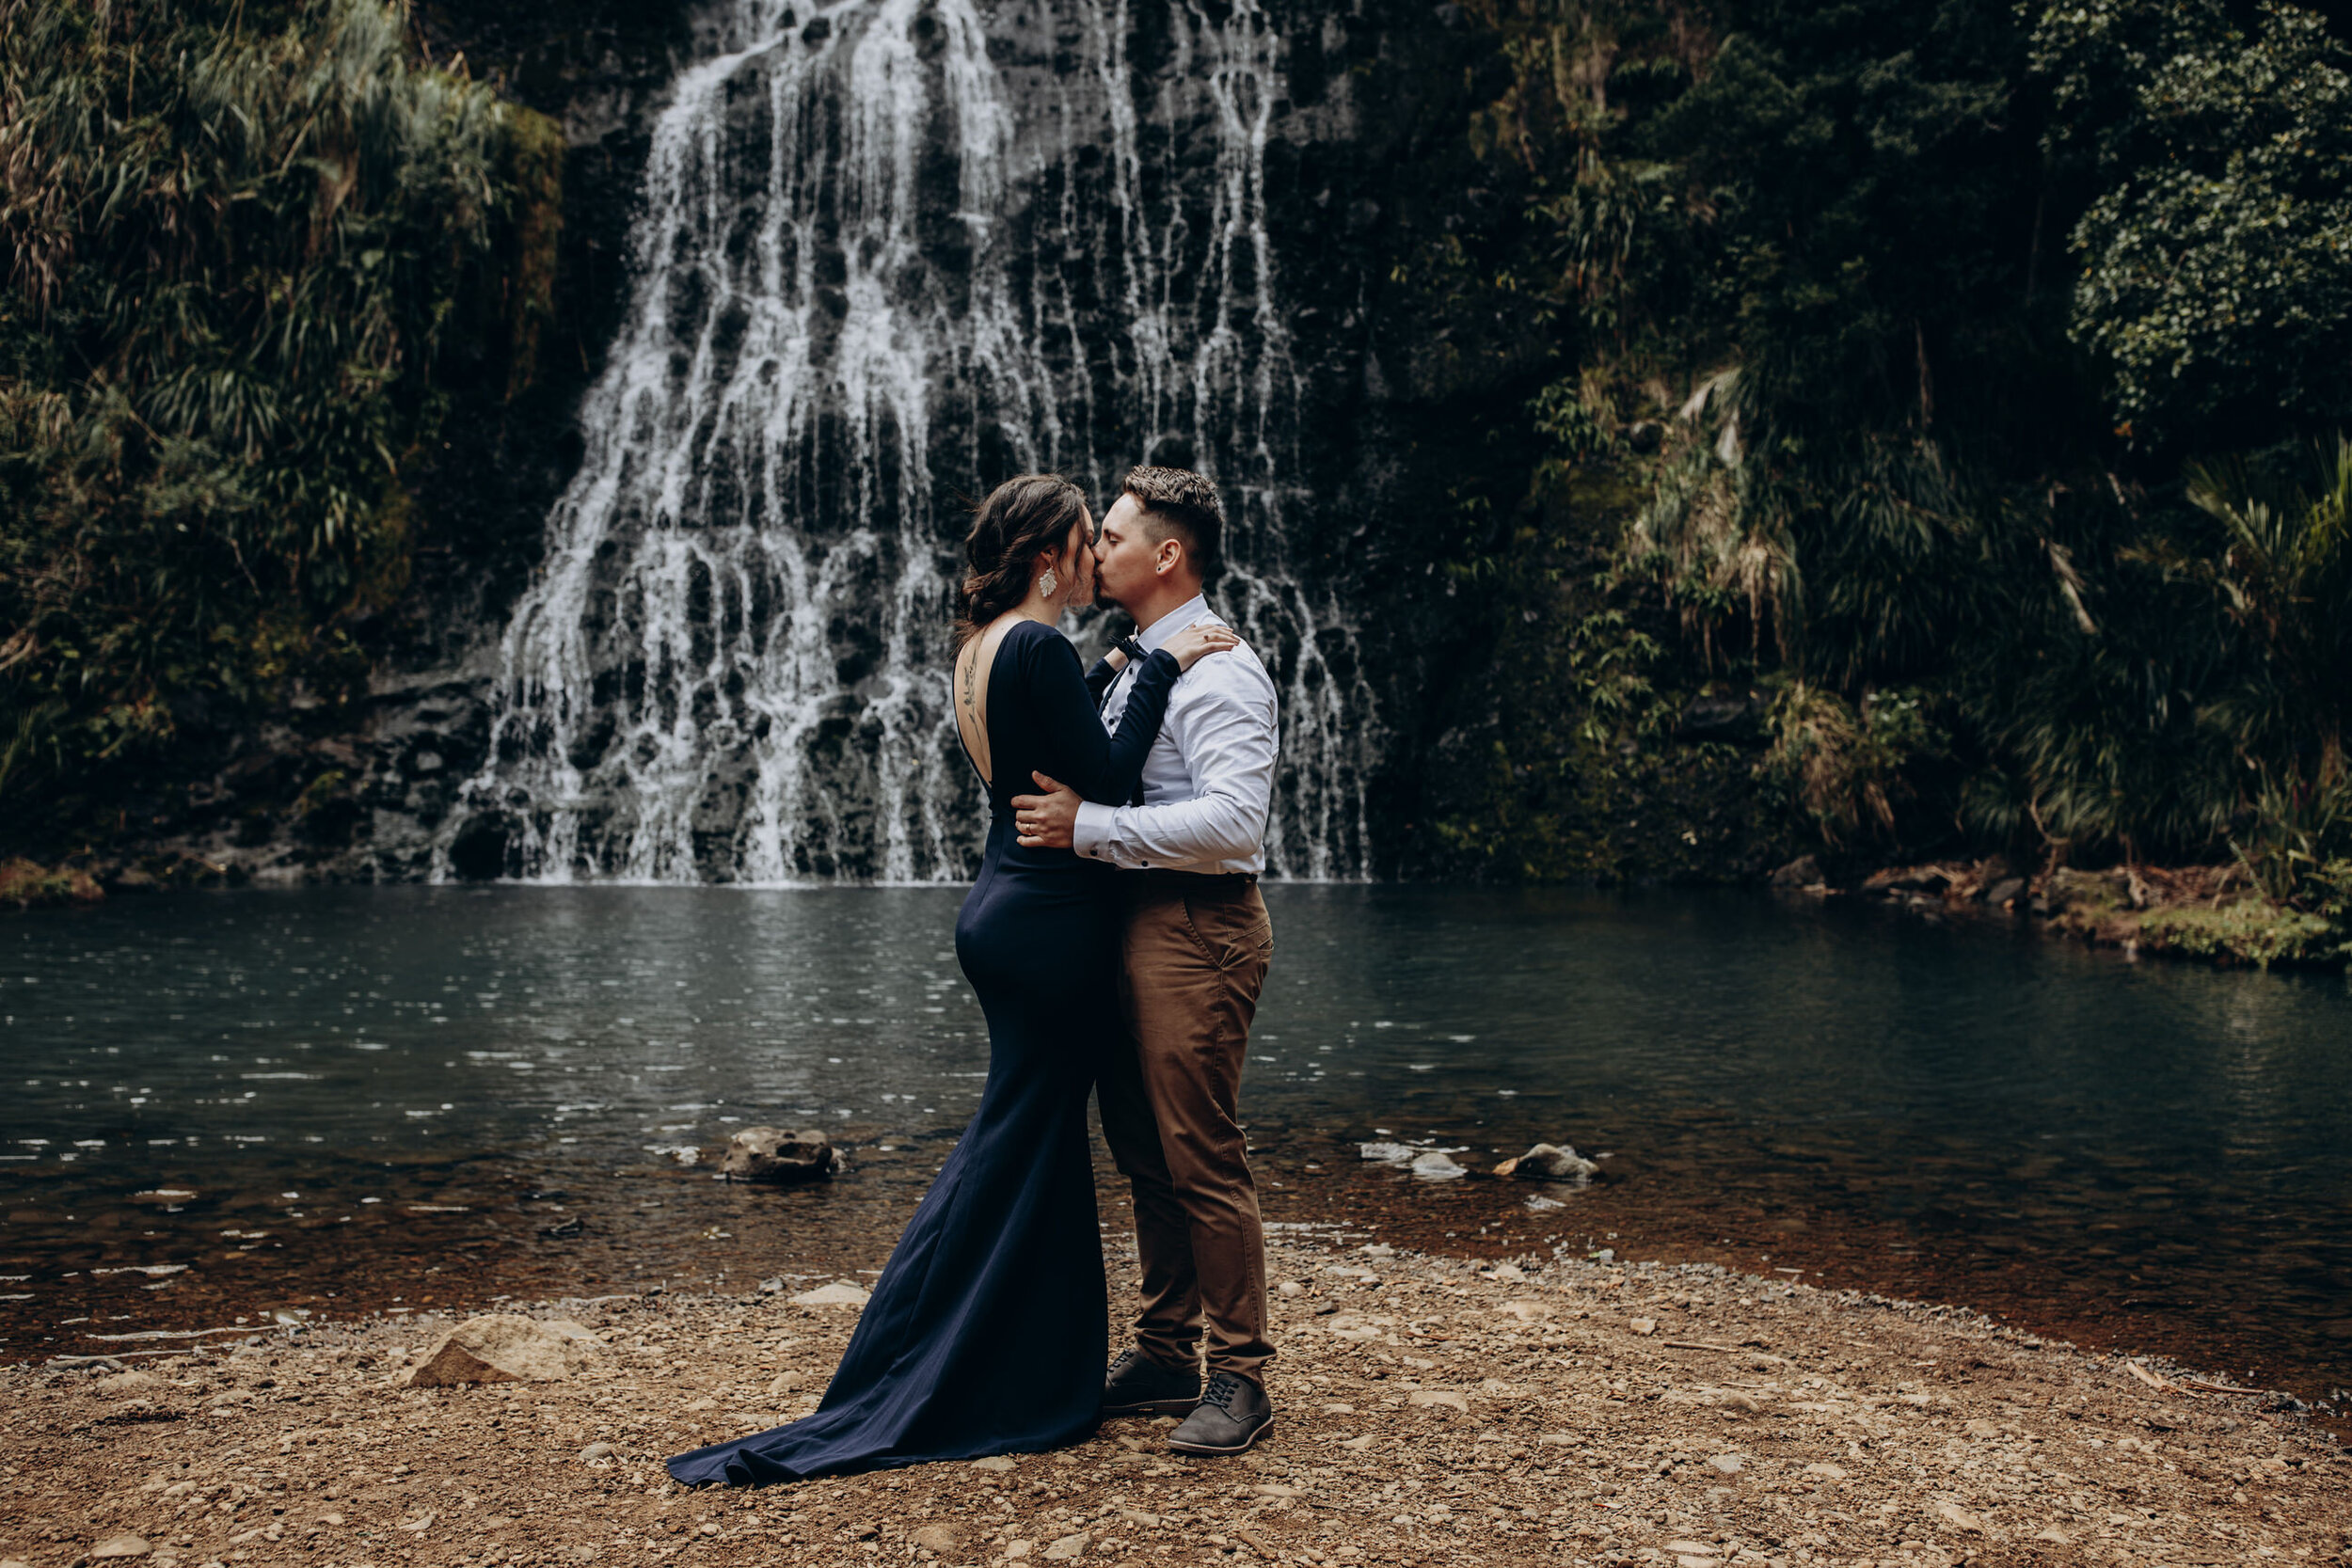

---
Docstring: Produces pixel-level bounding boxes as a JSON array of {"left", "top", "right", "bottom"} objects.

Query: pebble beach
[{"left": 5, "top": 1234, "right": 2346, "bottom": 1568}]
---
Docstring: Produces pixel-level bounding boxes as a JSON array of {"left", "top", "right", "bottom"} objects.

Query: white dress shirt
[{"left": 1073, "top": 594, "right": 1279, "bottom": 875}]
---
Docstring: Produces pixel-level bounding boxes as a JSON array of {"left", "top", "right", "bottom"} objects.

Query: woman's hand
[{"left": 1162, "top": 622, "right": 1242, "bottom": 672}]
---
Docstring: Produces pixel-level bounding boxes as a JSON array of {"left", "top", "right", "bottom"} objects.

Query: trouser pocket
[{"left": 1181, "top": 888, "right": 1273, "bottom": 973}]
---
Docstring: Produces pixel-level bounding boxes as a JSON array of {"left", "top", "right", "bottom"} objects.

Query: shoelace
[{"left": 1197, "top": 1372, "right": 1244, "bottom": 1412}]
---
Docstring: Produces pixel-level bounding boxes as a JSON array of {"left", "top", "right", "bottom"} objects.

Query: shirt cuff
[{"left": 1073, "top": 801, "right": 1117, "bottom": 861}]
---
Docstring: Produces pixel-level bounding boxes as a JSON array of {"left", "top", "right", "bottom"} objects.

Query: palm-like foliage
[{"left": 2180, "top": 439, "right": 2352, "bottom": 787}]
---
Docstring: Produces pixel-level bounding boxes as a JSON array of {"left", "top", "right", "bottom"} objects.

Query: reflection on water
[{"left": 3, "top": 886, "right": 2347, "bottom": 1399}]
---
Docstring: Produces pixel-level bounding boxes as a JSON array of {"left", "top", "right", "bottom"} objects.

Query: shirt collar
[{"left": 1136, "top": 594, "right": 1211, "bottom": 655}]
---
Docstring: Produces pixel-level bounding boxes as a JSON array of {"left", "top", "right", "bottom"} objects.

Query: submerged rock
[
  {"left": 1494, "top": 1143, "right": 1602, "bottom": 1182},
  {"left": 722, "top": 1127, "right": 840, "bottom": 1182},
  {"left": 1408, "top": 1151, "right": 1466, "bottom": 1180},
  {"left": 404, "top": 1315, "right": 603, "bottom": 1387}
]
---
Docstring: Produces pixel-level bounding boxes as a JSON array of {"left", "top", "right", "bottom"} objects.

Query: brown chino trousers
[{"left": 1097, "top": 870, "right": 1276, "bottom": 1387}]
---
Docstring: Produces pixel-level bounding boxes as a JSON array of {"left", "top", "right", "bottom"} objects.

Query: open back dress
[{"left": 667, "top": 619, "right": 1180, "bottom": 1486}]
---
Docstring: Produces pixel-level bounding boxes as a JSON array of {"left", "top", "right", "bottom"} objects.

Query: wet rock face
[
  {"left": 429, "top": 0, "right": 1394, "bottom": 886},
  {"left": 165, "top": 0, "right": 1484, "bottom": 885}
]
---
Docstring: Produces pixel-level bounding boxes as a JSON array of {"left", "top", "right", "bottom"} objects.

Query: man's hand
[{"left": 1011, "top": 771, "right": 1081, "bottom": 849}]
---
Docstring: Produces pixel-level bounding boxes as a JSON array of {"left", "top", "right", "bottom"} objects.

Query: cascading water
[{"left": 444, "top": 0, "right": 1374, "bottom": 884}]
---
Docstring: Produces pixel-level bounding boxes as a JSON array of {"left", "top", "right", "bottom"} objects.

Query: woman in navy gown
[{"left": 668, "top": 475, "right": 1236, "bottom": 1487}]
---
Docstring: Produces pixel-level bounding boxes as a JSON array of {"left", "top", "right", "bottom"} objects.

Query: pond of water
[{"left": 2, "top": 886, "right": 2346, "bottom": 1407}]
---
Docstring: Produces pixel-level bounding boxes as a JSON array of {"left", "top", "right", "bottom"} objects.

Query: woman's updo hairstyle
[{"left": 954, "top": 473, "right": 1089, "bottom": 648}]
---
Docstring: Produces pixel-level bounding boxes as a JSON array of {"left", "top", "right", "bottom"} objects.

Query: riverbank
[
  {"left": 1777, "top": 855, "right": 2352, "bottom": 972},
  {"left": 4, "top": 1235, "right": 2345, "bottom": 1568},
  {"left": 0, "top": 855, "right": 226, "bottom": 910}
]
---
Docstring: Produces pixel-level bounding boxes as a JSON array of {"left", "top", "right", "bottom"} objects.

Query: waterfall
[{"left": 444, "top": 0, "right": 1375, "bottom": 884}]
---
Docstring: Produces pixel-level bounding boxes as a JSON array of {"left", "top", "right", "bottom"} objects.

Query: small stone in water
[
  {"left": 1502, "top": 1142, "right": 1601, "bottom": 1181},
  {"left": 1408, "top": 1151, "right": 1465, "bottom": 1180},
  {"left": 722, "top": 1127, "right": 839, "bottom": 1182},
  {"left": 1358, "top": 1143, "right": 1413, "bottom": 1164}
]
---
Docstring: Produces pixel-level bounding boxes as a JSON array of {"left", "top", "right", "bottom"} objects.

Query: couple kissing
[{"left": 669, "top": 465, "right": 1280, "bottom": 1486}]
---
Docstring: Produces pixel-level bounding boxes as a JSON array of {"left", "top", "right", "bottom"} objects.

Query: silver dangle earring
[{"left": 1038, "top": 567, "right": 1058, "bottom": 600}]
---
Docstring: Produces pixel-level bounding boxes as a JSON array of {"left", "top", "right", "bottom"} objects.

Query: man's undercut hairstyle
[{"left": 1122, "top": 465, "right": 1224, "bottom": 584}]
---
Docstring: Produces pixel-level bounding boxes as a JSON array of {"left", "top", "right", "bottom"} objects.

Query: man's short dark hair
[{"left": 1122, "top": 465, "right": 1223, "bottom": 583}]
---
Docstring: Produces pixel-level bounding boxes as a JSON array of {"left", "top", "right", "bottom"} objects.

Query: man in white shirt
[{"left": 1009, "top": 466, "right": 1279, "bottom": 1455}]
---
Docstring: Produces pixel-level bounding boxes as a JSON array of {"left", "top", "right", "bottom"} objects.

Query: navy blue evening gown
[{"left": 667, "top": 619, "right": 1181, "bottom": 1486}]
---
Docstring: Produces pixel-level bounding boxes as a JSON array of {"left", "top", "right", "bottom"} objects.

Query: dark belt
[{"left": 1136, "top": 866, "right": 1259, "bottom": 887}]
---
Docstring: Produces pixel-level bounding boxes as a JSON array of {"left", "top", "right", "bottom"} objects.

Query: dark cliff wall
[
  {"left": 401, "top": 0, "right": 706, "bottom": 664},
  {"left": 109, "top": 0, "right": 1569, "bottom": 883},
  {"left": 25, "top": 0, "right": 1769, "bottom": 885}
]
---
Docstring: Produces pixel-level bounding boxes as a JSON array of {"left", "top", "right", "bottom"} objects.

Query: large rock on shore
[
  {"left": 404, "top": 1315, "right": 603, "bottom": 1387},
  {"left": 722, "top": 1127, "right": 840, "bottom": 1182}
]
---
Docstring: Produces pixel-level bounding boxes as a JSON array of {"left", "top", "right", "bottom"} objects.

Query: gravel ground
[{"left": 4, "top": 1237, "right": 2346, "bottom": 1568}]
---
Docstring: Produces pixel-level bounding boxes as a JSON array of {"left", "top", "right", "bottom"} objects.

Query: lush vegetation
[
  {"left": 1407, "top": 0, "right": 2352, "bottom": 958},
  {"left": 0, "top": 0, "right": 556, "bottom": 833},
  {"left": 0, "top": 0, "right": 2344, "bottom": 963}
]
